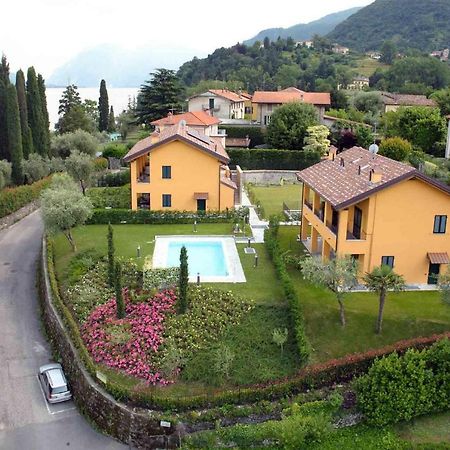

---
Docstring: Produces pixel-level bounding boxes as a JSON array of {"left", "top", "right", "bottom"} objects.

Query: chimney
[
  {"left": 340, "top": 157, "right": 345, "bottom": 167},
  {"left": 358, "top": 165, "right": 361, "bottom": 175},
  {"left": 328, "top": 146, "right": 337, "bottom": 161},
  {"left": 150, "top": 131, "right": 160, "bottom": 145},
  {"left": 370, "top": 169, "right": 382, "bottom": 183}
]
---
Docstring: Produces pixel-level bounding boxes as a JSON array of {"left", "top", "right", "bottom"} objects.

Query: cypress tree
[
  {"left": 0, "top": 55, "right": 10, "bottom": 160},
  {"left": 98, "top": 79, "right": 109, "bottom": 132},
  {"left": 115, "top": 261, "right": 125, "bottom": 319},
  {"left": 5, "top": 84, "right": 24, "bottom": 185},
  {"left": 178, "top": 246, "right": 189, "bottom": 314},
  {"left": 107, "top": 105, "right": 116, "bottom": 132},
  {"left": 15, "top": 70, "right": 34, "bottom": 159},
  {"left": 107, "top": 223, "right": 115, "bottom": 287},
  {"left": 26, "top": 67, "right": 47, "bottom": 156},
  {"left": 37, "top": 74, "right": 50, "bottom": 153}
]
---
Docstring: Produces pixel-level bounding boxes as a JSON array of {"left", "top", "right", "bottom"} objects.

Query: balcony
[
  {"left": 137, "top": 164, "right": 150, "bottom": 184},
  {"left": 202, "top": 104, "right": 221, "bottom": 112},
  {"left": 302, "top": 203, "right": 337, "bottom": 250}
]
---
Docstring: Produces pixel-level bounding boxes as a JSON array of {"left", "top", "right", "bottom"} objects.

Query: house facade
[
  {"left": 188, "top": 89, "right": 246, "bottom": 120},
  {"left": 123, "top": 123, "right": 236, "bottom": 211},
  {"left": 381, "top": 92, "right": 437, "bottom": 113},
  {"left": 251, "top": 87, "right": 331, "bottom": 125},
  {"left": 297, "top": 147, "right": 450, "bottom": 286}
]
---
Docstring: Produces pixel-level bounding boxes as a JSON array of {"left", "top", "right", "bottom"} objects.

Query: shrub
[
  {"left": 0, "top": 176, "right": 51, "bottom": 218},
  {"left": 143, "top": 258, "right": 180, "bottom": 290},
  {"left": 101, "top": 143, "right": 128, "bottom": 159},
  {"left": 66, "top": 248, "right": 103, "bottom": 286},
  {"left": 93, "top": 157, "right": 108, "bottom": 171},
  {"left": 227, "top": 148, "right": 320, "bottom": 170},
  {"left": 87, "top": 185, "right": 131, "bottom": 209},
  {"left": 51, "top": 129, "right": 100, "bottom": 158},
  {"left": 97, "top": 169, "right": 130, "bottom": 187},
  {"left": 23, "top": 154, "right": 51, "bottom": 184},
  {"left": 379, "top": 137, "right": 412, "bottom": 161},
  {"left": 0, "top": 160, "right": 12, "bottom": 187},
  {"left": 219, "top": 126, "right": 266, "bottom": 148}
]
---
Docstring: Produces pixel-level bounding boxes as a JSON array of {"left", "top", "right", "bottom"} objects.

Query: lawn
[
  {"left": 278, "top": 226, "right": 450, "bottom": 363},
  {"left": 248, "top": 184, "right": 301, "bottom": 218},
  {"left": 353, "top": 57, "right": 389, "bottom": 77},
  {"left": 52, "top": 223, "right": 298, "bottom": 392}
]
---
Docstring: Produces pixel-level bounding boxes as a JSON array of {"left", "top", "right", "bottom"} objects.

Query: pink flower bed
[{"left": 82, "top": 288, "right": 177, "bottom": 385}]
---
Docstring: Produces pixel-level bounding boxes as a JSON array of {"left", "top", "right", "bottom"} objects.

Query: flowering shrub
[
  {"left": 143, "top": 257, "right": 180, "bottom": 290},
  {"left": 82, "top": 289, "right": 177, "bottom": 384}
]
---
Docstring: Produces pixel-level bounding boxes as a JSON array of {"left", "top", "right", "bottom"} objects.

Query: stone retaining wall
[
  {"left": 242, "top": 170, "right": 300, "bottom": 185},
  {"left": 0, "top": 200, "right": 39, "bottom": 232},
  {"left": 39, "top": 238, "right": 180, "bottom": 449}
]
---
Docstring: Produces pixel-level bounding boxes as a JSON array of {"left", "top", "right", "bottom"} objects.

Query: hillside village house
[
  {"left": 251, "top": 87, "right": 331, "bottom": 125},
  {"left": 343, "top": 76, "right": 370, "bottom": 91},
  {"left": 380, "top": 92, "right": 437, "bottom": 113},
  {"left": 123, "top": 122, "right": 236, "bottom": 211},
  {"left": 188, "top": 89, "right": 246, "bottom": 120},
  {"left": 332, "top": 44, "right": 350, "bottom": 55},
  {"left": 297, "top": 146, "right": 450, "bottom": 286}
]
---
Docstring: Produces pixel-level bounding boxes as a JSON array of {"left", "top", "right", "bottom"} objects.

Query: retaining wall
[{"left": 242, "top": 170, "right": 300, "bottom": 185}]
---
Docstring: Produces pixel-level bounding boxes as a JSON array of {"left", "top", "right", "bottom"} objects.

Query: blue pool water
[{"left": 166, "top": 241, "right": 228, "bottom": 277}]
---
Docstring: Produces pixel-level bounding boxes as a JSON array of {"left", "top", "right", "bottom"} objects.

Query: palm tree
[{"left": 364, "top": 265, "right": 405, "bottom": 334}]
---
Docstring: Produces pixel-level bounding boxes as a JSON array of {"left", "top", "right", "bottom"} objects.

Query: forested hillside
[{"left": 327, "top": 0, "right": 450, "bottom": 52}]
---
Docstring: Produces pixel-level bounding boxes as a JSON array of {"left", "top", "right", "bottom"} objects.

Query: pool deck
[{"left": 152, "top": 235, "right": 246, "bottom": 283}]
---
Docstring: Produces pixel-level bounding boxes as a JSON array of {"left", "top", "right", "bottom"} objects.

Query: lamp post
[
  {"left": 197, "top": 272, "right": 200, "bottom": 285},
  {"left": 254, "top": 254, "right": 258, "bottom": 268},
  {"left": 136, "top": 245, "right": 141, "bottom": 258},
  {"left": 247, "top": 237, "right": 251, "bottom": 249},
  {"left": 193, "top": 220, "right": 197, "bottom": 233}
]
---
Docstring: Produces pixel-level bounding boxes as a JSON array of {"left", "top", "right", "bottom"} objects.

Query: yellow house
[
  {"left": 123, "top": 122, "right": 236, "bottom": 211},
  {"left": 297, "top": 147, "right": 450, "bottom": 286}
]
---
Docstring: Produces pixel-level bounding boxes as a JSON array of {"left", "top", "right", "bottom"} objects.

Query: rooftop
[
  {"left": 297, "top": 147, "right": 450, "bottom": 210},
  {"left": 252, "top": 87, "right": 330, "bottom": 105},
  {"left": 151, "top": 111, "right": 220, "bottom": 127},
  {"left": 381, "top": 92, "right": 437, "bottom": 107},
  {"left": 208, "top": 89, "right": 246, "bottom": 103}
]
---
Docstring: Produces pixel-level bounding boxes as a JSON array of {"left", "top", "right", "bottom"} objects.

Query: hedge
[
  {"left": 265, "top": 220, "right": 310, "bottom": 362},
  {"left": 97, "top": 169, "right": 130, "bottom": 187},
  {"left": 86, "top": 208, "right": 247, "bottom": 225},
  {"left": 227, "top": 148, "right": 320, "bottom": 170},
  {"left": 42, "top": 238, "right": 450, "bottom": 412},
  {"left": 219, "top": 126, "right": 266, "bottom": 148},
  {"left": 87, "top": 185, "right": 131, "bottom": 209},
  {"left": 0, "top": 176, "right": 52, "bottom": 218}
]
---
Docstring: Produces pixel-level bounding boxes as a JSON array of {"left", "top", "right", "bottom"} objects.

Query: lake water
[{"left": 46, "top": 87, "right": 139, "bottom": 129}]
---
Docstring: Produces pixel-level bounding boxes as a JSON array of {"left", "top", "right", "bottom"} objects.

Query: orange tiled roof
[
  {"left": 381, "top": 92, "right": 437, "bottom": 107},
  {"left": 252, "top": 88, "right": 330, "bottom": 105},
  {"left": 208, "top": 89, "right": 245, "bottom": 103},
  {"left": 297, "top": 147, "right": 450, "bottom": 210},
  {"left": 151, "top": 111, "right": 220, "bottom": 127},
  {"left": 123, "top": 123, "right": 229, "bottom": 164}
]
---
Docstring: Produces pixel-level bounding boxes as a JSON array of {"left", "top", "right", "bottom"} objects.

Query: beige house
[
  {"left": 151, "top": 111, "right": 221, "bottom": 136},
  {"left": 251, "top": 87, "right": 331, "bottom": 125},
  {"left": 381, "top": 92, "right": 437, "bottom": 113},
  {"left": 345, "top": 76, "right": 370, "bottom": 91},
  {"left": 188, "top": 89, "right": 246, "bottom": 120}
]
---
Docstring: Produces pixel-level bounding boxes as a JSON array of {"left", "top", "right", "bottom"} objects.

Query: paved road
[{"left": 0, "top": 211, "right": 128, "bottom": 450}]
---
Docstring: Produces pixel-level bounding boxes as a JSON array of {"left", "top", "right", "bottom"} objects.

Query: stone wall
[
  {"left": 0, "top": 200, "right": 39, "bottom": 232},
  {"left": 39, "top": 239, "right": 180, "bottom": 449},
  {"left": 242, "top": 170, "right": 301, "bottom": 185}
]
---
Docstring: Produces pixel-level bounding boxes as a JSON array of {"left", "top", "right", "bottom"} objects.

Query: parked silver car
[{"left": 38, "top": 363, "right": 72, "bottom": 404}]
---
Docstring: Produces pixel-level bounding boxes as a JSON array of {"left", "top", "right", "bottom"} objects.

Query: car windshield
[{"left": 51, "top": 385, "right": 68, "bottom": 395}]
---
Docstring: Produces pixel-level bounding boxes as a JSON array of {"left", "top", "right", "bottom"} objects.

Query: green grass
[
  {"left": 278, "top": 226, "right": 450, "bottom": 363},
  {"left": 249, "top": 184, "right": 301, "bottom": 218},
  {"left": 354, "top": 57, "right": 389, "bottom": 77}
]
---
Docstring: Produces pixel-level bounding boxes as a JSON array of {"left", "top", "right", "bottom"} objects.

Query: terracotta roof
[
  {"left": 123, "top": 123, "right": 230, "bottom": 164},
  {"left": 297, "top": 147, "right": 450, "bottom": 210},
  {"left": 225, "top": 137, "right": 251, "bottom": 148},
  {"left": 252, "top": 87, "right": 330, "bottom": 105},
  {"left": 208, "top": 89, "right": 245, "bottom": 103},
  {"left": 381, "top": 92, "right": 437, "bottom": 107},
  {"left": 220, "top": 176, "right": 238, "bottom": 190},
  {"left": 151, "top": 111, "right": 220, "bottom": 127},
  {"left": 428, "top": 253, "right": 450, "bottom": 264}
]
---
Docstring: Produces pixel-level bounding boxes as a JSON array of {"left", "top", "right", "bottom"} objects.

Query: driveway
[{"left": 0, "top": 211, "right": 128, "bottom": 450}]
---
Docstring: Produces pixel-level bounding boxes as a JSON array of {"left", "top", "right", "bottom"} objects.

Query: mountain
[
  {"left": 244, "top": 7, "right": 362, "bottom": 46},
  {"left": 48, "top": 44, "right": 203, "bottom": 88},
  {"left": 327, "top": 0, "right": 450, "bottom": 52}
]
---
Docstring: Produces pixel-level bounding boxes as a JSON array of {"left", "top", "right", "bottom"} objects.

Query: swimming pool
[{"left": 152, "top": 236, "right": 246, "bottom": 283}]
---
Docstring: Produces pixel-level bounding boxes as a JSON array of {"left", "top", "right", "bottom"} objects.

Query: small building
[
  {"left": 366, "top": 51, "right": 381, "bottom": 60},
  {"left": 123, "top": 122, "right": 236, "bottom": 211},
  {"left": 430, "top": 49, "right": 449, "bottom": 62},
  {"left": 297, "top": 146, "right": 450, "bottom": 286},
  {"left": 296, "top": 40, "right": 314, "bottom": 48},
  {"left": 188, "top": 89, "right": 246, "bottom": 121},
  {"left": 344, "top": 76, "right": 370, "bottom": 91},
  {"left": 251, "top": 87, "right": 331, "bottom": 125},
  {"left": 380, "top": 92, "right": 437, "bottom": 113},
  {"left": 332, "top": 44, "right": 350, "bottom": 55},
  {"left": 151, "top": 111, "right": 221, "bottom": 137}
]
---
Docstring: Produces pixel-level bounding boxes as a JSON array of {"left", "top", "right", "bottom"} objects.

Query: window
[
  {"left": 433, "top": 215, "right": 447, "bottom": 234},
  {"left": 162, "top": 194, "right": 171, "bottom": 208},
  {"left": 381, "top": 256, "right": 394, "bottom": 268},
  {"left": 209, "top": 98, "right": 215, "bottom": 110},
  {"left": 162, "top": 166, "right": 171, "bottom": 179}
]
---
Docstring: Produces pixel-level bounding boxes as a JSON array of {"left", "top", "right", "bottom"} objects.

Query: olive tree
[
  {"left": 300, "top": 256, "right": 358, "bottom": 327},
  {"left": 40, "top": 173, "right": 93, "bottom": 251},
  {"left": 65, "top": 150, "right": 94, "bottom": 195}
]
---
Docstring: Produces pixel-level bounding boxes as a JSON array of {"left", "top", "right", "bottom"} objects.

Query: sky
[{"left": 1, "top": 0, "right": 373, "bottom": 77}]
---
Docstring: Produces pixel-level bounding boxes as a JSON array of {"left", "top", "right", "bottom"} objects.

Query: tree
[
  {"left": 26, "top": 67, "right": 48, "bottom": 156},
  {"left": 303, "top": 125, "right": 330, "bottom": 155},
  {"left": 379, "top": 137, "right": 412, "bottom": 161},
  {"left": 430, "top": 88, "right": 450, "bottom": 116},
  {"left": 135, "top": 69, "right": 184, "bottom": 125},
  {"left": 0, "top": 55, "right": 10, "bottom": 161},
  {"left": 82, "top": 99, "right": 99, "bottom": 128},
  {"left": 114, "top": 261, "right": 125, "bottom": 319},
  {"left": 117, "top": 110, "right": 134, "bottom": 140},
  {"left": 51, "top": 129, "right": 99, "bottom": 158},
  {"left": 274, "top": 64, "right": 301, "bottom": 89},
  {"left": 98, "top": 79, "right": 109, "bottom": 132},
  {"left": 57, "top": 105, "right": 94, "bottom": 134},
  {"left": 355, "top": 126, "right": 374, "bottom": 148},
  {"left": 37, "top": 74, "right": 50, "bottom": 152},
  {"left": 5, "top": 84, "right": 24, "bottom": 185},
  {"left": 65, "top": 150, "right": 94, "bottom": 195},
  {"left": 15, "top": 69, "right": 33, "bottom": 159},
  {"left": 300, "top": 256, "right": 358, "bottom": 327},
  {"left": 267, "top": 102, "right": 318, "bottom": 150},
  {"left": 364, "top": 265, "right": 405, "bottom": 334},
  {"left": 178, "top": 246, "right": 189, "bottom": 313},
  {"left": 0, "top": 160, "right": 12, "bottom": 188},
  {"left": 58, "top": 84, "right": 82, "bottom": 116},
  {"left": 22, "top": 154, "right": 50, "bottom": 183},
  {"left": 107, "top": 223, "right": 115, "bottom": 288},
  {"left": 40, "top": 173, "right": 93, "bottom": 251},
  {"left": 380, "top": 40, "right": 397, "bottom": 65},
  {"left": 272, "top": 328, "right": 288, "bottom": 354},
  {"left": 352, "top": 92, "right": 383, "bottom": 116},
  {"left": 107, "top": 106, "right": 116, "bottom": 132}
]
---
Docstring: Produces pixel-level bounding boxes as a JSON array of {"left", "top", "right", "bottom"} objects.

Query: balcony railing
[
  {"left": 202, "top": 104, "right": 221, "bottom": 112},
  {"left": 346, "top": 229, "right": 368, "bottom": 241},
  {"left": 304, "top": 200, "right": 313, "bottom": 210}
]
